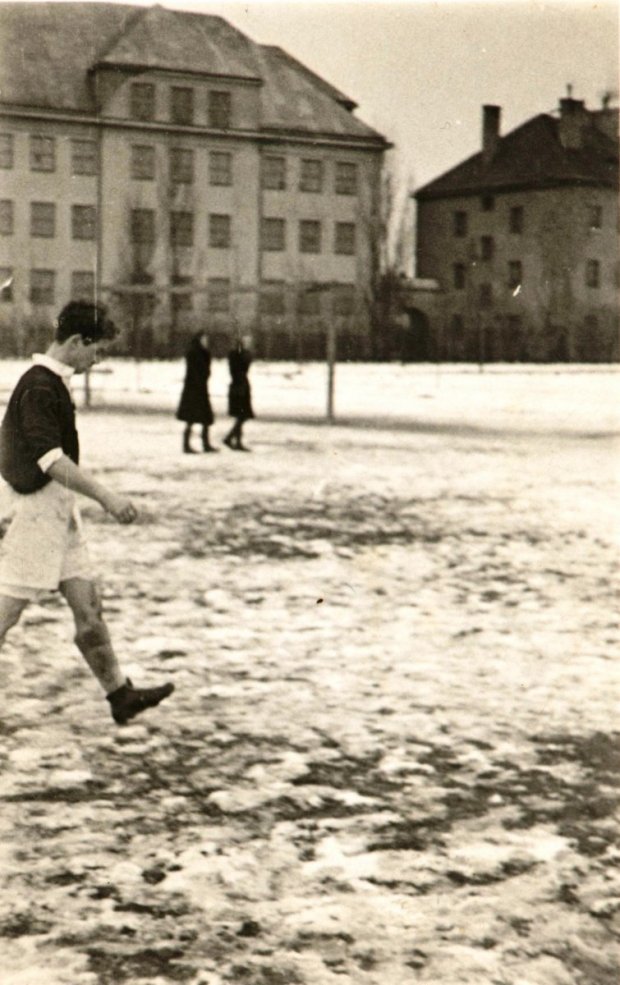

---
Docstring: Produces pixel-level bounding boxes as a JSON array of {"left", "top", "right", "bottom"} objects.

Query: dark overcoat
[
  {"left": 176, "top": 337, "right": 214, "bottom": 425},
  {"left": 228, "top": 347, "right": 254, "bottom": 421}
]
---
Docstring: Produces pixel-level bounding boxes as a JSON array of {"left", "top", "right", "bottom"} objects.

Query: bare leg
[{"left": 60, "top": 577, "right": 125, "bottom": 694}]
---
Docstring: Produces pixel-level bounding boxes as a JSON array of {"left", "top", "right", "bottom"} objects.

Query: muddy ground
[{"left": 0, "top": 399, "right": 618, "bottom": 985}]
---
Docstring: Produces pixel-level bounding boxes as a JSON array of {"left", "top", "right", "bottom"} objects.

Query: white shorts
[{"left": 0, "top": 481, "right": 93, "bottom": 600}]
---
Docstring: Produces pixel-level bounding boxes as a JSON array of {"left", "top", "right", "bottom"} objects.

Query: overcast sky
[{"left": 7, "top": 0, "right": 620, "bottom": 188}]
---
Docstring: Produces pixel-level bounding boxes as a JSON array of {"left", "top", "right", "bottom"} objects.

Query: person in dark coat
[
  {"left": 176, "top": 332, "right": 216, "bottom": 453},
  {"left": 224, "top": 334, "right": 254, "bottom": 451}
]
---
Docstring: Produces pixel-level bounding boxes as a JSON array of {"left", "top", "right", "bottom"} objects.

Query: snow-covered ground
[{"left": 0, "top": 363, "right": 618, "bottom": 984}]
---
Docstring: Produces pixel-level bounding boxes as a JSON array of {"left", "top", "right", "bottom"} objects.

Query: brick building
[
  {"left": 0, "top": 2, "right": 388, "bottom": 358},
  {"left": 411, "top": 95, "right": 619, "bottom": 362}
]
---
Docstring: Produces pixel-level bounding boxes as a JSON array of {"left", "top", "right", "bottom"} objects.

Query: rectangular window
[
  {"left": 71, "top": 140, "right": 97, "bottom": 176},
  {"left": 208, "top": 91, "right": 231, "bottom": 129},
  {"left": 130, "top": 208, "right": 155, "bottom": 244},
  {"left": 0, "top": 134, "right": 14, "bottom": 169},
  {"left": 586, "top": 259, "right": 600, "bottom": 288},
  {"left": 297, "top": 284, "right": 321, "bottom": 315},
  {"left": 453, "top": 263, "right": 466, "bottom": 289},
  {"left": 209, "top": 151, "right": 232, "bottom": 186},
  {"left": 260, "top": 280, "right": 286, "bottom": 315},
  {"left": 453, "top": 210, "right": 467, "bottom": 237},
  {"left": 589, "top": 205, "right": 603, "bottom": 230},
  {"left": 209, "top": 213, "right": 231, "bottom": 249},
  {"left": 130, "top": 83, "right": 156, "bottom": 122},
  {"left": 30, "top": 136, "right": 55, "bottom": 172},
  {"left": 299, "top": 219, "right": 321, "bottom": 254},
  {"left": 31, "top": 202, "right": 55, "bottom": 238},
  {"left": 451, "top": 314, "right": 465, "bottom": 335},
  {"left": 333, "top": 284, "right": 355, "bottom": 316},
  {"left": 261, "top": 217, "right": 285, "bottom": 251},
  {"left": 170, "top": 211, "right": 193, "bottom": 247},
  {"left": 300, "top": 159, "right": 323, "bottom": 193},
  {"left": 170, "top": 86, "right": 194, "bottom": 125},
  {"left": 479, "top": 283, "right": 493, "bottom": 308},
  {"left": 335, "top": 161, "right": 357, "bottom": 195},
  {"left": 0, "top": 200, "right": 14, "bottom": 236},
  {"left": 334, "top": 222, "right": 356, "bottom": 255},
  {"left": 71, "top": 270, "right": 95, "bottom": 301},
  {"left": 71, "top": 205, "right": 96, "bottom": 240},
  {"left": 509, "top": 205, "right": 524, "bottom": 234},
  {"left": 172, "top": 282, "right": 193, "bottom": 312},
  {"left": 131, "top": 145, "right": 155, "bottom": 180},
  {"left": 0, "top": 267, "right": 13, "bottom": 302},
  {"left": 208, "top": 277, "right": 230, "bottom": 312},
  {"left": 170, "top": 147, "right": 193, "bottom": 184},
  {"left": 508, "top": 260, "right": 522, "bottom": 289},
  {"left": 30, "top": 269, "right": 55, "bottom": 305},
  {"left": 481, "top": 194, "right": 495, "bottom": 212},
  {"left": 480, "top": 235, "right": 494, "bottom": 260},
  {"left": 262, "top": 155, "right": 286, "bottom": 190}
]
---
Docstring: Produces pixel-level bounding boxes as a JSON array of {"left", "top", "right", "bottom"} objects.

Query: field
[{"left": 0, "top": 361, "right": 618, "bottom": 985}]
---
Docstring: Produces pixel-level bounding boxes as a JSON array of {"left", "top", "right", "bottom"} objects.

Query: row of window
[
  {"left": 0, "top": 267, "right": 356, "bottom": 315},
  {"left": 0, "top": 201, "right": 96, "bottom": 239},
  {"left": 0, "top": 133, "right": 360, "bottom": 196},
  {"left": 131, "top": 83, "right": 232, "bottom": 128},
  {"left": 130, "top": 210, "right": 357, "bottom": 255},
  {"left": 453, "top": 203, "right": 604, "bottom": 237},
  {"left": 453, "top": 258, "right": 604, "bottom": 290}
]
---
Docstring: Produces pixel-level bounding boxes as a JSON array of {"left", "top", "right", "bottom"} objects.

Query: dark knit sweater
[{"left": 0, "top": 365, "right": 79, "bottom": 493}]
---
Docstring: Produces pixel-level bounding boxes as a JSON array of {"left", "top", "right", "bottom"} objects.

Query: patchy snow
[{"left": 0, "top": 362, "right": 618, "bottom": 983}]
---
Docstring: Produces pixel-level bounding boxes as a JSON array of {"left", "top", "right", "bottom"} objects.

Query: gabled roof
[
  {"left": 0, "top": 2, "right": 386, "bottom": 145},
  {"left": 416, "top": 112, "right": 619, "bottom": 200}
]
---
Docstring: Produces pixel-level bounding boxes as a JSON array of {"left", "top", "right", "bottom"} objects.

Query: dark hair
[{"left": 56, "top": 301, "right": 118, "bottom": 344}]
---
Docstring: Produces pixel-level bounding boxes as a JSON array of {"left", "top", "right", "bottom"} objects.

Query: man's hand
[{"left": 103, "top": 493, "right": 138, "bottom": 524}]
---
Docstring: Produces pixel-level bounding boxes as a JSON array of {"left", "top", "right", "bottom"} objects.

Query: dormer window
[
  {"left": 130, "top": 83, "right": 156, "bottom": 122},
  {"left": 209, "top": 91, "right": 231, "bottom": 129}
]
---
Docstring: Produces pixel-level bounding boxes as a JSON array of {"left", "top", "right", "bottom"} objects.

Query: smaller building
[{"left": 409, "top": 94, "right": 619, "bottom": 362}]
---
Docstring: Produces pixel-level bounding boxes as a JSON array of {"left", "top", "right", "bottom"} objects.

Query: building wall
[
  {"left": 415, "top": 184, "right": 619, "bottom": 361},
  {"left": 0, "top": 70, "right": 383, "bottom": 358}
]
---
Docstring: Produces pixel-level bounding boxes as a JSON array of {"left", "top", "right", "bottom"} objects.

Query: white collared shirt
[{"left": 31, "top": 352, "right": 75, "bottom": 473}]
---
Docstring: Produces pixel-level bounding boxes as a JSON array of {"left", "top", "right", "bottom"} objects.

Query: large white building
[{"left": 0, "top": 2, "right": 389, "bottom": 358}]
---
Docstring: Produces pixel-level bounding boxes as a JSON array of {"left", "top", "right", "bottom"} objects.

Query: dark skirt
[
  {"left": 228, "top": 380, "right": 254, "bottom": 421},
  {"left": 176, "top": 386, "right": 214, "bottom": 425}
]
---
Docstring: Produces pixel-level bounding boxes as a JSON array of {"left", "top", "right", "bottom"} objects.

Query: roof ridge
[{"left": 94, "top": 3, "right": 147, "bottom": 66}]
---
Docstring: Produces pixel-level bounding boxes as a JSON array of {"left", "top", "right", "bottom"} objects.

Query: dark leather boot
[{"left": 107, "top": 678, "right": 174, "bottom": 725}]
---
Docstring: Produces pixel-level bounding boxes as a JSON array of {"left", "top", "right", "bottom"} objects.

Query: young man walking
[{"left": 0, "top": 301, "right": 174, "bottom": 725}]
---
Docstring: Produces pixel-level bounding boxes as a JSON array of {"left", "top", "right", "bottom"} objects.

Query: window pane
[
  {"left": 71, "top": 271, "right": 95, "bottom": 301},
  {"left": 453, "top": 263, "right": 466, "bottom": 289},
  {"left": 480, "top": 235, "right": 494, "bottom": 260},
  {"left": 300, "top": 159, "right": 323, "bottom": 193},
  {"left": 508, "top": 261, "right": 522, "bottom": 288},
  {"left": 131, "top": 145, "right": 155, "bottom": 180},
  {"left": 335, "top": 161, "right": 357, "bottom": 195},
  {"left": 209, "top": 151, "right": 232, "bottom": 186},
  {"left": 260, "top": 281, "right": 285, "bottom": 315},
  {"left": 0, "top": 200, "right": 14, "bottom": 236},
  {"left": 335, "top": 222, "right": 355, "bottom": 255},
  {"left": 30, "top": 136, "right": 55, "bottom": 172},
  {"left": 297, "top": 284, "right": 321, "bottom": 315},
  {"left": 130, "top": 83, "right": 155, "bottom": 122},
  {"left": 453, "top": 211, "right": 467, "bottom": 236},
  {"left": 31, "top": 202, "right": 55, "bottom": 237},
  {"left": 30, "top": 269, "right": 55, "bottom": 304},
  {"left": 72, "top": 205, "right": 96, "bottom": 240},
  {"left": 170, "top": 211, "right": 193, "bottom": 247},
  {"left": 209, "top": 91, "right": 231, "bottom": 128},
  {"left": 72, "top": 140, "right": 97, "bottom": 176},
  {"left": 479, "top": 283, "right": 493, "bottom": 308},
  {"left": 299, "top": 219, "right": 321, "bottom": 254},
  {"left": 131, "top": 209, "right": 155, "bottom": 244},
  {"left": 262, "top": 155, "right": 286, "bottom": 190},
  {"left": 170, "top": 86, "right": 193, "bottom": 125},
  {"left": 586, "top": 259, "right": 600, "bottom": 287},
  {"left": 509, "top": 206, "right": 524, "bottom": 234},
  {"left": 209, "top": 213, "right": 231, "bottom": 248},
  {"left": 0, "top": 134, "right": 14, "bottom": 169},
  {"left": 261, "top": 218, "right": 285, "bottom": 251},
  {"left": 589, "top": 205, "right": 602, "bottom": 230},
  {"left": 170, "top": 147, "right": 193, "bottom": 184},
  {"left": 333, "top": 284, "right": 355, "bottom": 316}
]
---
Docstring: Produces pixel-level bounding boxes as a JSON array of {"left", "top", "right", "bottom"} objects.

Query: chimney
[
  {"left": 482, "top": 105, "right": 501, "bottom": 164},
  {"left": 558, "top": 95, "right": 587, "bottom": 149}
]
